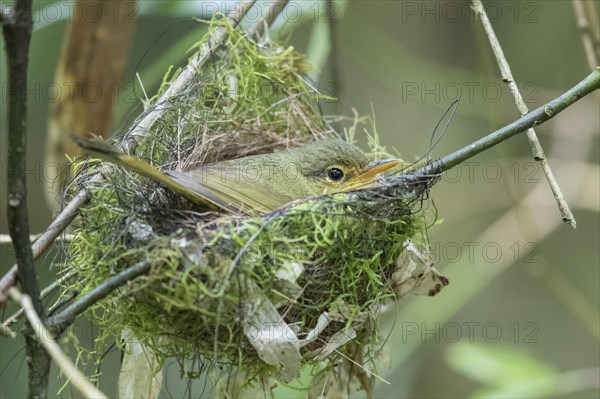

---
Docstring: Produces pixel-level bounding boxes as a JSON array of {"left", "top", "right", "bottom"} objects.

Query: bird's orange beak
[
  {"left": 360, "top": 158, "right": 401, "bottom": 180},
  {"left": 343, "top": 158, "right": 401, "bottom": 190}
]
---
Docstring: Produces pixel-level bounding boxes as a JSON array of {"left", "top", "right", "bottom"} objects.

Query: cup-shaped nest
[{"left": 60, "top": 17, "right": 447, "bottom": 391}]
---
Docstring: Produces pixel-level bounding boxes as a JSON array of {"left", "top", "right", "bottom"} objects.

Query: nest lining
[{"left": 61, "top": 15, "right": 445, "bottom": 393}]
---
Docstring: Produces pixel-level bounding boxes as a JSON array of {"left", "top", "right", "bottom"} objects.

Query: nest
[{"left": 61, "top": 17, "right": 447, "bottom": 396}]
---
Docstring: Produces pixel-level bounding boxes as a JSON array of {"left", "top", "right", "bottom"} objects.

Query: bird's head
[{"left": 284, "top": 140, "right": 400, "bottom": 196}]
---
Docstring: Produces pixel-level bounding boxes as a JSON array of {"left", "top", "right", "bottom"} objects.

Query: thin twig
[
  {"left": 472, "top": 0, "right": 577, "bottom": 228},
  {"left": 0, "top": 321, "right": 16, "bottom": 338},
  {"left": 0, "top": 233, "right": 75, "bottom": 244},
  {"left": 8, "top": 288, "right": 108, "bottom": 399},
  {"left": 572, "top": 0, "right": 600, "bottom": 70},
  {"left": 123, "top": 0, "right": 257, "bottom": 151},
  {"left": 0, "top": 189, "right": 90, "bottom": 305},
  {"left": 417, "top": 70, "right": 600, "bottom": 177},
  {"left": 247, "top": 0, "right": 289, "bottom": 38},
  {"left": 47, "top": 261, "right": 151, "bottom": 334},
  {"left": 2, "top": 270, "right": 77, "bottom": 331}
]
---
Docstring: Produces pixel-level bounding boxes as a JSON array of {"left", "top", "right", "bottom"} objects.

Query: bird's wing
[
  {"left": 166, "top": 170, "right": 296, "bottom": 215},
  {"left": 72, "top": 135, "right": 236, "bottom": 213}
]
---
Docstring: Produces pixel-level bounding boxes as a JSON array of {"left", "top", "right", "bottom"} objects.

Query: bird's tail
[{"left": 71, "top": 135, "right": 230, "bottom": 212}]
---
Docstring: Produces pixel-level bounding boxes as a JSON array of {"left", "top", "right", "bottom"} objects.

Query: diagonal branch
[
  {"left": 0, "top": 189, "right": 90, "bottom": 305},
  {"left": 472, "top": 0, "right": 577, "bottom": 228},
  {"left": 123, "top": 0, "right": 257, "bottom": 151},
  {"left": 47, "top": 260, "right": 151, "bottom": 334},
  {"left": 417, "top": 70, "right": 600, "bottom": 177},
  {"left": 9, "top": 288, "right": 108, "bottom": 399},
  {"left": 2, "top": 271, "right": 76, "bottom": 334},
  {"left": 247, "top": 0, "right": 289, "bottom": 38}
]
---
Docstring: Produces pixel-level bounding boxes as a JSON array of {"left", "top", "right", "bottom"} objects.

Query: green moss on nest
[{"left": 62, "top": 15, "right": 441, "bottom": 394}]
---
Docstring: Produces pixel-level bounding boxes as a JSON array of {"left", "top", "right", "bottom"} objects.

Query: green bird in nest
[{"left": 72, "top": 136, "right": 400, "bottom": 215}]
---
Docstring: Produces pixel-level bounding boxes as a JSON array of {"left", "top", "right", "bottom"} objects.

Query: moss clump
[{"left": 62, "top": 14, "right": 444, "bottom": 395}]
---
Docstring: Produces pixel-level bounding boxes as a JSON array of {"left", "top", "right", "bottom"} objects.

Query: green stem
[
  {"left": 421, "top": 69, "right": 600, "bottom": 176},
  {"left": 47, "top": 261, "right": 151, "bottom": 335}
]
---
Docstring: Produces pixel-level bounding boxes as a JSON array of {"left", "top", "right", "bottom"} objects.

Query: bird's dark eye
[{"left": 327, "top": 167, "right": 344, "bottom": 182}]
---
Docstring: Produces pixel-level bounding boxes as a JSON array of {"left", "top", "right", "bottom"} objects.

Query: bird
[{"left": 72, "top": 136, "right": 400, "bottom": 215}]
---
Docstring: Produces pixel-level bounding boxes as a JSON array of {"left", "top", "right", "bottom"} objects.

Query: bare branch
[
  {"left": 2, "top": 0, "right": 53, "bottom": 396},
  {"left": 9, "top": 288, "right": 108, "bottom": 399},
  {"left": 247, "top": 0, "right": 289, "bottom": 38},
  {"left": 0, "top": 189, "right": 90, "bottom": 305},
  {"left": 0, "top": 234, "right": 75, "bottom": 244},
  {"left": 2, "top": 271, "right": 76, "bottom": 330},
  {"left": 472, "top": 0, "right": 577, "bottom": 228},
  {"left": 2, "top": 0, "right": 39, "bottom": 313},
  {"left": 123, "top": 0, "right": 257, "bottom": 151},
  {"left": 572, "top": 0, "right": 600, "bottom": 70},
  {"left": 0, "top": 322, "right": 16, "bottom": 338},
  {"left": 47, "top": 261, "right": 151, "bottom": 334}
]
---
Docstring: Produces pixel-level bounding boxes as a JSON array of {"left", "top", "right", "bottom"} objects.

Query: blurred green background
[{"left": 1, "top": 1, "right": 598, "bottom": 398}]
